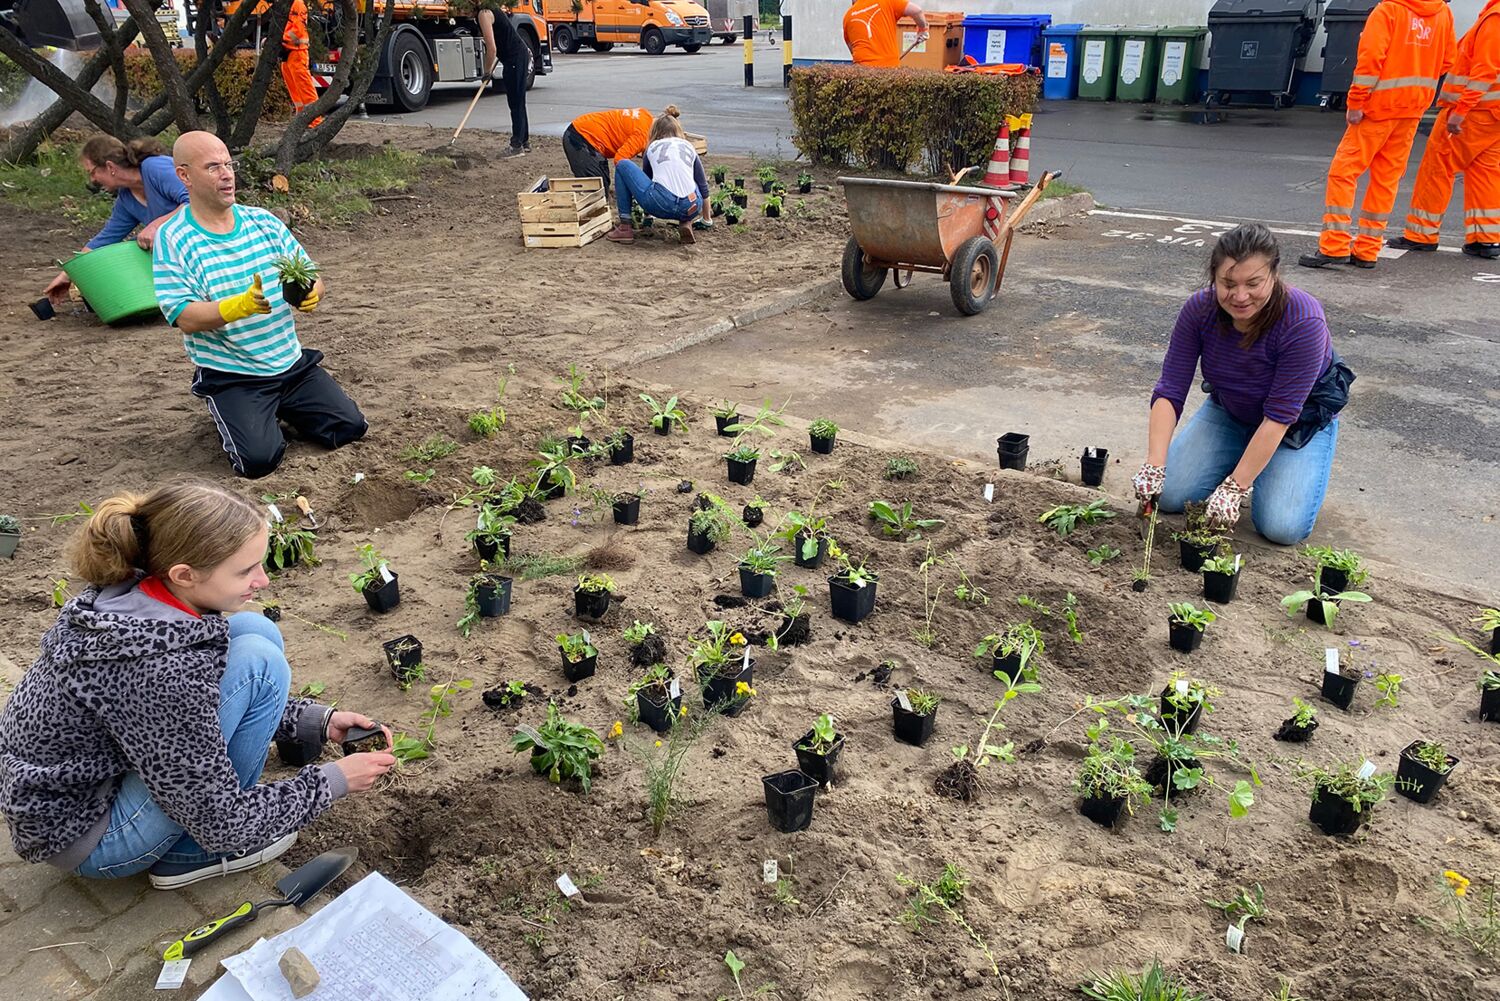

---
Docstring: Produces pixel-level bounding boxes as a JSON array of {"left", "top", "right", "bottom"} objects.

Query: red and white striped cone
[
  {"left": 980, "top": 122, "right": 1011, "bottom": 187},
  {"left": 1008, "top": 127, "right": 1031, "bottom": 185}
]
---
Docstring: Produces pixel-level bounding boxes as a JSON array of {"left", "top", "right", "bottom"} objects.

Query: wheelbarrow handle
[{"left": 1002, "top": 170, "right": 1062, "bottom": 233}]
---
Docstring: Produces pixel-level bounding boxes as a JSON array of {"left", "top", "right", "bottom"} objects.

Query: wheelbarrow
[{"left": 837, "top": 169, "right": 1060, "bottom": 316}]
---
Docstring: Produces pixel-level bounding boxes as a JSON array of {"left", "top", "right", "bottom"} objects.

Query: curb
[
  {"left": 1018, "top": 192, "right": 1096, "bottom": 231},
  {"left": 617, "top": 276, "right": 841, "bottom": 366}
]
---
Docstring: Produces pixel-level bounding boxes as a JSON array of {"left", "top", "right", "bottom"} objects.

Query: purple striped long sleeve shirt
[{"left": 1151, "top": 286, "right": 1332, "bottom": 427}]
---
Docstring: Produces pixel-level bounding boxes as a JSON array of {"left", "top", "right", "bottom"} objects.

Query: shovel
[{"left": 162, "top": 848, "right": 357, "bottom": 960}]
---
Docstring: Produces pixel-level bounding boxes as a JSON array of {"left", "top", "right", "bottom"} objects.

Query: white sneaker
[{"left": 148, "top": 832, "right": 298, "bottom": 890}]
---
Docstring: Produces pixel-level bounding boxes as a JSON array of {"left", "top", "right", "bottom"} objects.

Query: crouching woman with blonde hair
[{"left": 0, "top": 481, "right": 394, "bottom": 889}]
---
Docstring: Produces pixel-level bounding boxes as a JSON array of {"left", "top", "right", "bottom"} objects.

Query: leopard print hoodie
[{"left": 0, "top": 576, "right": 346, "bottom": 865}]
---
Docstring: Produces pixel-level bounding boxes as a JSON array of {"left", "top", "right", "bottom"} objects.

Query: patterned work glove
[
  {"left": 1204, "top": 477, "right": 1250, "bottom": 530},
  {"left": 1132, "top": 462, "right": 1165, "bottom": 503},
  {"left": 217, "top": 274, "right": 270, "bottom": 324}
]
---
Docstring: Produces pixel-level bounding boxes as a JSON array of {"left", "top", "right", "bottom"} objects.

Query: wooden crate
[
  {"left": 685, "top": 132, "right": 709, "bottom": 156},
  {"left": 517, "top": 176, "right": 612, "bottom": 249}
]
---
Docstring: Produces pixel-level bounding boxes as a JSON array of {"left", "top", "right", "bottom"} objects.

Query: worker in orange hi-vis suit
[
  {"left": 280, "top": 0, "right": 323, "bottom": 128},
  {"left": 1389, "top": 0, "right": 1500, "bottom": 259},
  {"left": 843, "top": 0, "right": 927, "bottom": 68},
  {"left": 1299, "top": 0, "right": 1456, "bottom": 271}
]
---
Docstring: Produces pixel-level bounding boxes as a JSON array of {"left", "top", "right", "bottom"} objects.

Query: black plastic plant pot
[
  {"left": 726, "top": 456, "right": 757, "bottom": 485},
  {"left": 687, "top": 526, "right": 716, "bottom": 555},
  {"left": 712, "top": 203, "right": 724, "bottom": 218},
  {"left": 891, "top": 698, "right": 937, "bottom": 746},
  {"left": 262, "top": 605, "right": 281, "bottom": 622},
  {"left": 992, "top": 651, "right": 1025, "bottom": 683},
  {"left": 574, "top": 586, "right": 611, "bottom": 621},
  {"left": 1318, "top": 566, "right": 1350, "bottom": 596},
  {"left": 829, "top": 574, "right": 878, "bottom": 624},
  {"left": 1396, "top": 741, "right": 1458, "bottom": 804},
  {"left": 566, "top": 435, "right": 592, "bottom": 456},
  {"left": 794, "top": 731, "right": 845, "bottom": 788},
  {"left": 739, "top": 565, "right": 775, "bottom": 599},
  {"left": 282, "top": 280, "right": 313, "bottom": 308},
  {"left": 541, "top": 477, "right": 567, "bottom": 501},
  {"left": 1202, "top": 568, "right": 1240, "bottom": 604},
  {"left": 1273, "top": 716, "right": 1318, "bottom": 742},
  {"left": 715, "top": 413, "right": 740, "bottom": 436},
  {"left": 1159, "top": 686, "right": 1203, "bottom": 734},
  {"left": 383, "top": 634, "right": 422, "bottom": 685},
  {"left": 477, "top": 575, "right": 512, "bottom": 616},
  {"left": 1307, "top": 598, "right": 1337, "bottom": 626},
  {"left": 1179, "top": 538, "right": 1218, "bottom": 573},
  {"left": 1080, "top": 447, "right": 1109, "bottom": 487},
  {"left": 1321, "top": 670, "right": 1360, "bottom": 709},
  {"left": 799, "top": 181, "right": 812, "bottom": 194},
  {"left": 1079, "top": 795, "right": 1126, "bottom": 828},
  {"left": 275, "top": 735, "right": 322, "bottom": 767},
  {"left": 613, "top": 494, "right": 641, "bottom": 526},
  {"left": 793, "top": 532, "right": 829, "bottom": 569},
  {"left": 809, "top": 434, "right": 835, "bottom": 454},
  {"left": 1482, "top": 685, "right": 1500, "bottom": 723},
  {"left": 363, "top": 574, "right": 400, "bottom": 614},
  {"left": 702, "top": 660, "right": 754, "bottom": 716},
  {"left": 996, "top": 432, "right": 1030, "bottom": 471},
  {"left": 561, "top": 650, "right": 597, "bottom": 683},
  {"left": 1490, "top": 628, "right": 1499, "bottom": 656},
  {"left": 637, "top": 689, "right": 683, "bottom": 734},
  {"left": 732, "top": 192, "right": 748, "bottom": 208},
  {"left": 1309, "top": 785, "right": 1364, "bottom": 836},
  {"left": 761, "top": 180, "right": 774, "bottom": 193},
  {"left": 734, "top": 176, "right": 746, "bottom": 188},
  {"left": 653, "top": 419, "right": 672, "bottom": 437},
  {"left": 742, "top": 505, "right": 764, "bottom": 528},
  {"left": 762, "top": 770, "right": 818, "bottom": 833},
  {"left": 1167, "top": 618, "right": 1203, "bottom": 654},
  {"left": 765, "top": 206, "right": 781, "bottom": 218},
  {"left": 609, "top": 434, "right": 635, "bottom": 465},
  {"left": 30, "top": 297, "right": 54, "bottom": 321},
  {"left": 474, "top": 533, "right": 511, "bottom": 564}
]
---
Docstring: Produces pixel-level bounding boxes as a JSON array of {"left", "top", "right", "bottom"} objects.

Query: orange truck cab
[{"left": 543, "top": 0, "right": 711, "bottom": 55}]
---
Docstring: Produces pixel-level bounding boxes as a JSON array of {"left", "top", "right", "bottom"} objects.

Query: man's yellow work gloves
[
  {"left": 294, "top": 285, "right": 319, "bottom": 312},
  {"left": 218, "top": 274, "right": 270, "bottom": 324}
]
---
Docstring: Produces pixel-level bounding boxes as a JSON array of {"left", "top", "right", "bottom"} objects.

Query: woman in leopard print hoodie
[{"left": 0, "top": 481, "right": 395, "bottom": 889}]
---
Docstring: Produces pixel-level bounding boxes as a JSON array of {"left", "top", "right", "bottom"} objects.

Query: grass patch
[
  {"left": 0, "top": 142, "right": 114, "bottom": 229},
  {"left": 1041, "top": 179, "right": 1090, "bottom": 201},
  {"left": 500, "top": 553, "right": 585, "bottom": 581}
]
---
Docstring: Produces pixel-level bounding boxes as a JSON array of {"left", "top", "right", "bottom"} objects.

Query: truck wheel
[
  {"left": 590, "top": 41, "right": 614, "bottom": 51},
  {"left": 554, "top": 24, "right": 579, "bottom": 54},
  {"left": 389, "top": 31, "right": 431, "bottom": 113},
  {"left": 682, "top": 43, "right": 702, "bottom": 53},
  {"left": 524, "top": 34, "right": 540, "bottom": 90},
  {"left": 642, "top": 28, "right": 666, "bottom": 54},
  {"left": 949, "top": 236, "right": 997, "bottom": 316},
  {"left": 721, "top": 34, "right": 737, "bottom": 44},
  {"left": 841, "top": 237, "right": 887, "bottom": 301}
]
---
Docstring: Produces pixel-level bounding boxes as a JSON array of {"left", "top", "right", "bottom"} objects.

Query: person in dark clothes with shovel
[{"left": 479, "top": 5, "right": 530, "bottom": 158}]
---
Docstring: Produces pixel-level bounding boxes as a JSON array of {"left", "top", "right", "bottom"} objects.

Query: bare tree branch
[
  {"left": 0, "top": 29, "right": 139, "bottom": 136},
  {"left": 119, "top": 0, "right": 199, "bottom": 130},
  {"left": 80, "top": 0, "right": 130, "bottom": 133},
  {"left": 276, "top": 0, "right": 395, "bottom": 170},
  {"left": 228, "top": 0, "right": 295, "bottom": 150}
]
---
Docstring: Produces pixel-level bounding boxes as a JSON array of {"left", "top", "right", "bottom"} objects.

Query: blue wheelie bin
[
  {"left": 1041, "top": 23, "right": 1086, "bottom": 100},
  {"left": 962, "top": 13, "right": 1053, "bottom": 69}
]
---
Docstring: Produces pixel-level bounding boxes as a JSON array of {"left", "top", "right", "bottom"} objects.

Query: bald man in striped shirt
[{"left": 153, "top": 131, "right": 366, "bottom": 479}]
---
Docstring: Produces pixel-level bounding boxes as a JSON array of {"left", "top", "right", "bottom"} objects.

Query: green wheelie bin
[
  {"left": 1115, "top": 27, "right": 1162, "bottom": 102},
  {"left": 1154, "top": 26, "right": 1207, "bottom": 104},
  {"left": 1076, "top": 26, "right": 1121, "bottom": 101}
]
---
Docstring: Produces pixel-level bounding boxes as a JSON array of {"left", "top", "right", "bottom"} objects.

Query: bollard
[
  {"left": 743, "top": 14, "right": 754, "bottom": 87},
  {"left": 782, "top": 14, "right": 792, "bottom": 88}
]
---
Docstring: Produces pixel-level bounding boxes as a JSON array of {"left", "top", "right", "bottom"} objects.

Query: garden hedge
[
  {"left": 123, "top": 48, "right": 293, "bottom": 121},
  {"left": 790, "top": 65, "right": 1040, "bottom": 175}
]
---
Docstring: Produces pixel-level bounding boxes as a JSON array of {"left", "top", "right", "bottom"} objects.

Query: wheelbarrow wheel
[
  {"left": 950, "top": 236, "right": 998, "bottom": 316},
  {"left": 841, "top": 237, "right": 888, "bottom": 301}
]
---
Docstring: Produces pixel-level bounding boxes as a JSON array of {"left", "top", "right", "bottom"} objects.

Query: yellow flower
[
  {"left": 654, "top": 739, "right": 663, "bottom": 748},
  {"left": 1444, "top": 870, "right": 1471, "bottom": 897},
  {"left": 735, "top": 680, "right": 750, "bottom": 695},
  {"left": 608, "top": 721, "right": 623, "bottom": 740},
  {"left": 679, "top": 704, "right": 689, "bottom": 717},
  {"left": 749, "top": 687, "right": 758, "bottom": 696},
  {"left": 729, "top": 633, "right": 747, "bottom": 646}
]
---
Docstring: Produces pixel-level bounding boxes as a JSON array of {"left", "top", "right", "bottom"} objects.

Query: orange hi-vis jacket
[
  {"left": 1347, "top": 0, "right": 1456, "bottom": 119},
  {"left": 282, "top": 0, "right": 310, "bottom": 49},
  {"left": 572, "top": 108, "right": 654, "bottom": 162},
  {"left": 1439, "top": 0, "right": 1500, "bottom": 116}
]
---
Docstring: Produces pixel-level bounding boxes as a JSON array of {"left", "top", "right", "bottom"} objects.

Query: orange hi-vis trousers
[
  {"left": 281, "top": 47, "right": 323, "bottom": 126},
  {"left": 1319, "top": 116, "right": 1422, "bottom": 259},
  {"left": 1403, "top": 108, "right": 1500, "bottom": 245}
]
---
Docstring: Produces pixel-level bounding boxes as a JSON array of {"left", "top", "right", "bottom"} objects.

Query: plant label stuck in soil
[
  {"left": 1357, "top": 760, "right": 1376, "bottom": 780},
  {"left": 556, "top": 873, "right": 581, "bottom": 898},
  {"left": 669, "top": 678, "right": 681, "bottom": 699},
  {"left": 379, "top": 563, "right": 394, "bottom": 584},
  {"left": 897, "top": 690, "right": 912, "bottom": 711},
  {"left": 763, "top": 859, "right": 778, "bottom": 883},
  {"left": 1225, "top": 924, "right": 1245, "bottom": 953},
  {"left": 1175, "top": 679, "right": 1190, "bottom": 695},
  {"left": 984, "top": 483, "right": 994, "bottom": 502},
  {"left": 268, "top": 503, "right": 283, "bottom": 523},
  {"left": 155, "top": 959, "right": 191, "bottom": 989},
  {"left": 1325, "top": 648, "right": 1340, "bottom": 675}
]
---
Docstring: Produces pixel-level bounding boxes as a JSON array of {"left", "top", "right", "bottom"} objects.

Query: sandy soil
[{"left": 0, "top": 125, "right": 1497, "bottom": 1001}]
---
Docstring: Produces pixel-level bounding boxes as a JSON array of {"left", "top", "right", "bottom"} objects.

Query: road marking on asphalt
[{"left": 1089, "top": 209, "right": 1463, "bottom": 255}]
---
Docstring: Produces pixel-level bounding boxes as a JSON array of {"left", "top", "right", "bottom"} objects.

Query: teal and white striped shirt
[{"left": 152, "top": 205, "right": 308, "bottom": 376}]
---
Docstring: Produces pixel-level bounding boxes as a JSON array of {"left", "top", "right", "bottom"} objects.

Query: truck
[
  {"left": 541, "top": 0, "right": 710, "bottom": 55},
  {"left": 700, "top": 0, "right": 754, "bottom": 44}
]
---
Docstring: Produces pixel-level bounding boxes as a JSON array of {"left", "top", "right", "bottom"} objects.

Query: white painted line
[{"left": 1089, "top": 209, "right": 1462, "bottom": 253}]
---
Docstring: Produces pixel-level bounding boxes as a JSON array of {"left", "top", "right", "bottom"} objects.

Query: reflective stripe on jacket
[{"left": 1439, "top": 0, "right": 1500, "bottom": 116}]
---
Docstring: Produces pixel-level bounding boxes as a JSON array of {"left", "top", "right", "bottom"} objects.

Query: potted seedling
[
  {"left": 629, "top": 663, "right": 682, "bottom": 734},
  {"left": 996, "top": 431, "right": 1029, "bottom": 470},
  {"left": 710, "top": 189, "right": 728, "bottom": 217},
  {"left": 762, "top": 769, "right": 818, "bottom": 832},
  {"left": 1073, "top": 722, "right": 1152, "bottom": 828},
  {"left": 557, "top": 631, "right": 598, "bottom": 682},
  {"left": 1080, "top": 446, "right": 1109, "bottom": 487},
  {"left": 974, "top": 623, "right": 1043, "bottom": 683},
  {"left": 607, "top": 427, "right": 635, "bottom": 465},
  {"left": 725, "top": 442, "right": 760, "bottom": 485},
  {"left": 828, "top": 543, "right": 877, "bottom": 624},
  {"left": 574, "top": 572, "right": 616, "bottom": 621},
  {"left": 794, "top": 713, "right": 844, "bottom": 787},
  {"left": 1320, "top": 656, "right": 1363, "bottom": 709},
  {"left": 688, "top": 495, "right": 735, "bottom": 555},
  {"left": 1167, "top": 602, "right": 1216, "bottom": 654},
  {"left": 273, "top": 252, "right": 319, "bottom": 308},
  {"left": 711, "top": 399, "right": 741, "bottom": 436},
  {"left": 756, "top": 165, "right": 777, "bottom": 193},
  {"left": 692, "top": 621, "right": 754, "bottom": 716},
  {"left": 613, "top": 492, "right": 641, "bottom": 526},
  {"left": 382, "top": 634, "right": 424, "bottom": 687},
  {"left": 640, "top": 392, "right": 687, "bottom": 436},
  {"left": 724, "top": 202, "right": 746, "bottom": 224},
  {"left": 1303, "top": 545, "right": 1369, "bottom": 596},
  {"left": 723, "top": 398, "right": 787, "bottom": 486},
  {"left": 1158, "top": 673, "right": 1215, "bottom": 735},
  {"left": 763, "top": 194, "right": 783, "bottom": 218},
  {"left": 1396, "top": 740, "right": 1458, "bottom": 804},
  {"left": 1273, "top": 697, "right": 1319, "bottom": 742},
  {"left": 775, "top": 584, "right": 813, "bottom": 647},
  {"left": 1300, "top": 760, "right": 1393, "bottom": 836},
  {"left": 1282, "top": 587, "right": 1372, "bottom": 630},
  {"left": 739, "top": 539, "right": 787, "bottom": 598},
  {"left": 808, "top": 418, "right": 838, "bottom": 454},
  {"left": 0, "top": 514, "right": 19, "bottom": 559},
  {"left": 1481, "top": 607, "right": 1500, "bottom": 655},
  {"left": 510, "top": 701, "right": 604, "bottom": 792},
  {"left": 1201, "top": 552, "right": 1242, "bottom": 604},
  {"left": 1175, "top": 503, "right": 1223, "bottom": 572},
  {"left": 623, "top": 619, "right": 666, "bottom": 667},
  {"left": 458, "top": 569, "right": 512, "bottom": 636},
  {"left": 891, "top": 688, "right": 940, "bottom": 746},
  {"left": 797, "top": 170, "right": 812, "bottom": 194},
  {"left": 349, "top": 543, "right": 399, "bottom": 613},
  {"left": 742, "top": 496, "right": 767, "bottom": 528},
  {"left": 466, "top": 504, "right": 514, "bottom": 563},
  {"left": 1482, "top": 670, "right": 1500, "bottom": 723},
  {"left": 730, "top": 185, "right": 748, "bottom": 209},
  {"left": 770, "top": 180, "right": 787, "bottom": 197},
  {"left": 531, "top": 438, "right": 577, "bottom": 500},
  {"left": 734, "top": 175, "right": 746, "bottom": 189},
  {"left": 777, "top": 510, "right": 831, "bottom": 569},
  {"left": 711, "top": 164, "right": 729, "bottom": 186}
]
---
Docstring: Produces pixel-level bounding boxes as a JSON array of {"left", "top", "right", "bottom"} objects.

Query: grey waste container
[
  {"left": 1318, "top": 0, "right": 1379, "bottom": 109},
  {"left": 1204, "top": 0, "right": 1318, "bottom": 109}
]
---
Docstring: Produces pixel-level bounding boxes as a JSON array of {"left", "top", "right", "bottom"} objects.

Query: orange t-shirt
[
  {"left": 571, "top": 108, "right": 654, "bottom": 162},
  {"left": 843, "top": 0, "right": 907, "bottom": 68}
]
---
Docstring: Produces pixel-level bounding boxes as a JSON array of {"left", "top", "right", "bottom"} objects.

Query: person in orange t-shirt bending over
[
  {"left": 843, "top": 0, "right": 927, "bottom": 68},
  {"left": 563, "top": 107, "right": 658, "bottom": 196}
]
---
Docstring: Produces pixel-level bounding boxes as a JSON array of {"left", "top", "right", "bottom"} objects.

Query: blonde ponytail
[
  {"left": 662, "top": 104, "right": 680, "bottom": 118},
  {"left": 66, "top": 493, "right": 146, "bottom": 587}
]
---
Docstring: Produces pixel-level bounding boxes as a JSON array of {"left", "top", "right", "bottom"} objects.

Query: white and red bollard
[
  {"left": 1006, "top": 114, "right": 1032, "bottom": 186},
  {"left": 980, "top": 122, "right": 1011, "bottom": 187}
]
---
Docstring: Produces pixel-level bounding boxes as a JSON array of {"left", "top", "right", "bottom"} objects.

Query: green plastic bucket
[{"left": 62, "top": 241, "right": 160, "bottom": 325}]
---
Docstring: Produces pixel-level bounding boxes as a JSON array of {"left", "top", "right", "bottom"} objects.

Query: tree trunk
[
  {"left": 119, "top": 0, "right": 200, "bottom": 131},
  {"left": 81, "top": 0, "right": 131, "bottom": 135},
  {"left": 136, "top": 1, "right": 257, "bottom": 136},
  {"left": 0, "top": 28, "right": 142, "bottom": 137},
  {"left": 228, "top": 0, "right": 295, "bottom": 151}
]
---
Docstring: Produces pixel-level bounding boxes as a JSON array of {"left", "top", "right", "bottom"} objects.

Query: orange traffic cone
[
  {"left": 1007, "top": 114, "right": 1032, "bottom": 185},
  {"left": 980, "top": 121, "right": 1011, "bottom": 187}
]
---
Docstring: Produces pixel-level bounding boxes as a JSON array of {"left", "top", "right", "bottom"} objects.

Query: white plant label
[
  {"left": 556, "top": 873, "right": 581, "bottom": 898},
  {"left": 983, "top": 483, "right": 995, "bottom": 502},
  {"left": 1175, "top": 679, "right": 1190, "bottom": 695},
  {"left": 1357, "top": 760, "right": 1377, "bottom": 780},
  {"left": 1047, "top": 41, "right": 1068, "bottom": 78},
  {"left": 1234, "top": 554, "right": 1242, "bottom": 572},
  {"left": 855, "top": 579, "right": 867, "bottom": 589},
  {"left": 267, "top": 503, "right": 283, "bottom": 523},
  {"left": 583, "top": 629, "right": 592, "bottom": 645},
  {"left": 477, "top": 512, "right": 484, "bottom": 528},
  {"left": 155, "top": 959, "right": 191, "bottom": 989},
  {"left": 378, "top": 563, "right": 394, "bottom": 584},
  {"left": 762, "top": 859, "right": 778, "bottom": 884},
  {"left": 669, "top": 678, "right": 681, "bottom": 699},
  {"left": 896, "top": 690, "right": 913, "bottom": 711},
  {"left": 742, "top": 646, "right": 751, "bottom": 671},
  {"left": 1324, "top": 648, "right": 1340, "bottom": 676},
  {"left": 1225, "top": 923, "right": 1245, "bottom": 953},
  {"left": 351, "top": 471, "right": 365, "bottom": 484}
]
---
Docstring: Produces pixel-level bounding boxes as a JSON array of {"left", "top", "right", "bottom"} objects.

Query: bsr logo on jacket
[{"left": 1408, "top": 16, "right": 1435, "bottom": 45}]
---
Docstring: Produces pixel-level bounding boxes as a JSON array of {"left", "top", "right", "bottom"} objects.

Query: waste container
[
  {"left": 898, "top": 11, "right": 966, "bottom": 71},
  {"left": 1155, "top": 26, "right": 1206, "bottom": 104},
  {"left": 1077, "top": 26, "right": 1122, "bottom": 101},
  {"left": 962, "top": 13, "right": 1052, "bottom": 69},
  {"left": 1318, "top": 0, "right": 1378, "bottom": 109},
  {"left": 1205, "top": 0, "right": 1318, "bottom": 109},
  {"left": 1041, "top": 23, "right": 1086, "bottom": 100},
  {"left": 1115, "top": 27, "right": 1161, "bottom": 102}
]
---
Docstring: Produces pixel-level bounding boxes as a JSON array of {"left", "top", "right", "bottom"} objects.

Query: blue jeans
[
  {"left": 1159, "top": 397, "right": 1339, "bottom": 546},
  {"left": 615, "top": 160, "right": 698, "bottom": 222},
  {"left": 74, "top": 613, "right": 291, "bottom": 878}
]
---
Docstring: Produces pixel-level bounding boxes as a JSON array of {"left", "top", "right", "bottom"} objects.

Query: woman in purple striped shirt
[{"left": 1132, "top": 224, "right": 1346, "bottom": 545}]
